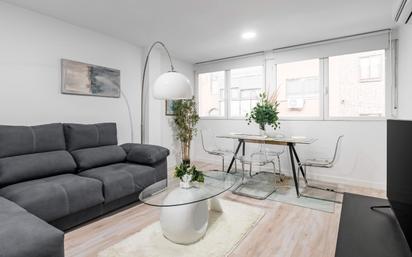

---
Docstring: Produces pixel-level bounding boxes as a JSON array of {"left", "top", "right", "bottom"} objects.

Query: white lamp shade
[{"left": 153, "top": 71, "right": 193, "bottom": 100}]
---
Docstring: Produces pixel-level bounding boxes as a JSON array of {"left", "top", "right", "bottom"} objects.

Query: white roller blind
[
  {"left": 194, "top": 30, "right": 391, "bottom": 72},
  {"left": 270, "top": 30, "right": 390, "bottom": 64},
  {"left": 194, "top": 53, "right": 265, "bottom": 73}
]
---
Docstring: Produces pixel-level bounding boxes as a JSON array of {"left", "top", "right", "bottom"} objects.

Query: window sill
[
  {"left": 199, "top": 117, "right": 388, "bottom": 122},
  {"left": 324, "top": 117, "right": 387, "bottom": 121},
  {"left": 199, "top": 116, "right": 227, "bottom": 120}
]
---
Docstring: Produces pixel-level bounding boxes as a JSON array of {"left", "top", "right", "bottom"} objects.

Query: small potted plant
[
  {"left": 174, "top": 163, "right": 205, "bottom": 189},
  {"left": 246, "top": 92, "right": 280, "bottom": 136}
]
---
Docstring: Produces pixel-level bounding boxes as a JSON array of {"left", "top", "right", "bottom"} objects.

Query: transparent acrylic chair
[
  {"left": 298, "top": 135, "right": 344, "bottom": 192},
  {"left": 265, "top": 143, "right": 286, "bottom": 180},
  {"left": 200, "top": 129, "right": 237, "bottom": 172},
  {"left": 232, "top": 144, "right": 281, "bottom": 200},
  {"left": 261, "top": 132, "right": 286, "bottom": 180}
]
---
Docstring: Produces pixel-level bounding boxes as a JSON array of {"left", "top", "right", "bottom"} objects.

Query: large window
[
  {"left": 198, "top": 71, "right": 225, "bottom": 117},
  {"left": 197, "top": 48, "right": 389, "bottom": 120},
  {"left": 230, "top": 66, "right": 263, "bottom": 117},
  {"left": 328, "top": 50, "right": 385, "bottom": 118},
  {"left": 276, "top": 59, "right": 320, "bottom": 118}
]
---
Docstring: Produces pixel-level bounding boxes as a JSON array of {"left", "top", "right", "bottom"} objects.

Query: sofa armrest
[{"left": 121, "top": 143, "right": 170, "bottom": 165}]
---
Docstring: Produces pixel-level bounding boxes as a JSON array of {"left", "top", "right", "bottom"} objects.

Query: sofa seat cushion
[
  {"left": 79, "top": 163, "right": 157, "bottom": 203},
  {"left": 0, "top": 174, "right": 104, "bottom": 222},
  {"left": 0, "top": 197, "right": 64, "bottom": 257},
  {"left": 71, "top": 145, "right": 127, "bottom": 171}
]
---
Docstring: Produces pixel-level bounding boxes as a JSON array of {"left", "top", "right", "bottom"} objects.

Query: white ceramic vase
[
  {"left": 259, "top": 127, "right": 268, "bottom": 138},
  {"left": 179, "top": 174, "right": 192, "bottom": 189}
]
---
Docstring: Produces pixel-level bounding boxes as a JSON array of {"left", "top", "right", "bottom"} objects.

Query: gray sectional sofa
[{"left": 0, "top": 123, "right": 169, "bottom": 257}]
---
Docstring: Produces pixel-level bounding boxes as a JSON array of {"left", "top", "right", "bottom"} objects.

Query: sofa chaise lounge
[{"left": 0, "top": 123, "right": 169, "bottom": 257}]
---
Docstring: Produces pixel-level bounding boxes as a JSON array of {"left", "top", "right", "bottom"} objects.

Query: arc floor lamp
[{"left": 140, "top": 41, "right": 193, "bottom": 144}]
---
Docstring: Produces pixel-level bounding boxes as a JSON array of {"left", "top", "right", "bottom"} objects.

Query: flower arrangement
[
  {"left": 246, "top": 92, "right": 280, "bottom": 131},
  {"left": 174, "top": 163, "right": 204, "bottom": 188}
]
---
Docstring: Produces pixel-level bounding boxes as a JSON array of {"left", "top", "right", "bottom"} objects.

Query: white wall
[
  {"left": 0, "top": 2, "right": 195, "bottom": 169},
  {"left": 397, "top": 25, "right": 412, "bottom": 120},
  {"left": 0, "top": 2, "right": 141, "bottom": 144},
  {"left": 193, "top": 119, "right": 386, "bottom": 189}
]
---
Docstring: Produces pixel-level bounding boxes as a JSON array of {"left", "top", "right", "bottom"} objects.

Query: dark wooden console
[{"left": 335, "top": 193, "right": 411, "bottom": 257}]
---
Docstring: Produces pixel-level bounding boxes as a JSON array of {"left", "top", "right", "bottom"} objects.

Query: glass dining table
[{"left": 217, "top": 133, "right": 317, "bottom": 197}]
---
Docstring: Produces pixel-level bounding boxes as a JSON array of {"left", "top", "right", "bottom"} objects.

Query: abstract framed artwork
[
  {"left": 165, "top": 100, "right": 176, "bottom": 116},
  {"left": 61, "top": 59, "right": 121, "bottom": 98}
]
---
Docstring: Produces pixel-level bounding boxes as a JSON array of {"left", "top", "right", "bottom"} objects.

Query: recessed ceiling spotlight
[{"left": 241, "top": 31, "right": 256, "bottom": 40}]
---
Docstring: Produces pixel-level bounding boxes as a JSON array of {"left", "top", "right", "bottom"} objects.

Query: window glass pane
[
  {"left": 275, "top": 59, "right": 320, "bottom": 118},
  {"left": 329, "top": 50, "right": 385, "bottom": 117},
  {"left": 231, "top": 100, "right": 240, "bottom": 117},
  {"left": 229, "top": 66, "right": 263, "bottom": 117},
  {"left": 231, "top": 88, "right": 240, "bottom": 98},
  {"left": 198, "top": 71, "right": 225, "bottom": 117}
]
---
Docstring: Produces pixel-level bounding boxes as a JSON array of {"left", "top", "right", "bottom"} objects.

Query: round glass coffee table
[{"left": 139, "top": 171, "right": 238, "bottom": 245}]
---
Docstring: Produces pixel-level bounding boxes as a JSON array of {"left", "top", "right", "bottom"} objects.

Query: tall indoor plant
[
  {"left": 246, "top": 92, "right": 280, "bottom": 135},
  {"left": 172, "top": 97, "right": 200, "bottom": 164}
]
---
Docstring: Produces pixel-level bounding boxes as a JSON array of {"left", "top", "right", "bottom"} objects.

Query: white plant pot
[
  {"left": 179, "top": 174, "right": 192, "bottom": 189},
  {"left": 259, "top": 128, "right": 268, "bottom": 138}
]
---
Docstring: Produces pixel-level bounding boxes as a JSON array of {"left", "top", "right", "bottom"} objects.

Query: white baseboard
[
  {"left": 193, "top": 157, "right": 386, "bottom": 190},
  {"left": 303, "top": 171, "right": 386, "bottom": 190}
]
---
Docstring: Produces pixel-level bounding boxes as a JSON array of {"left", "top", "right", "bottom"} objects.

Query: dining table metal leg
[
  {"left": 288, "top": 144, "right": 300, "bottom": 197},
  {"left": 291, "top": 144, "right": 308, "bottom": 184},
  {"left": 227, "top": 140, "right": 243, "bottom": 173},
  {"left": 242, "top": 140, "right": 245, "bottom": 155}
]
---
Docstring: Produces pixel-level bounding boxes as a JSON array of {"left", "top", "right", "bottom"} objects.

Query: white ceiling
[{"left": 2, "top": 0, "right": 396, "bottom": 63}]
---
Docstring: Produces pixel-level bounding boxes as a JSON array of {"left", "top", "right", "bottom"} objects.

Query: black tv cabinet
[{"left": 335, "top": 193, "right": 411, "bottom": 257}]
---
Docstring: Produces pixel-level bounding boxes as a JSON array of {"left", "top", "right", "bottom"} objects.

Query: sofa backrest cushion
[
  {"left": 63, "top": 123, "right": 118, "bottom": 151},
  {"left": 0, "top": 151, "right": 77, "bottom": 187},
  {"left": 0, "top": 123, "right": 66, "bottom": 158},
  {"left": 71, "top": 145, "right": 126, "bottom": 171}
]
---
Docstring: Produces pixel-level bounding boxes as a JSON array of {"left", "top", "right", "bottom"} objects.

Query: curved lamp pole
[{"left": 140, "top": 41, "right": 193, "bottom": 144}]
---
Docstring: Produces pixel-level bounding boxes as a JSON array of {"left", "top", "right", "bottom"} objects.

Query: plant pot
[
  {"left": 179, "top": 174, "right": 192, "bottom": 189},
  {"left": 182, "top": 141, "right": 191, "bottom": 165},
  {"left": 259, "top": 125, "right": 268, "bottom": 138}
]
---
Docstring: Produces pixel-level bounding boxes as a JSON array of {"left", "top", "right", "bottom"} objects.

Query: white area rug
[{"left": 98, "top": 199, "right": 264, "bottom": 257}]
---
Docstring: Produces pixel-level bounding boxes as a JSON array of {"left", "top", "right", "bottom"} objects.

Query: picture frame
[
  {"left": 61, "top": 59, "right": 121, "bottom": 98},
  {"left": 165, "top": 100, "right": 176, "bottom": 116}
]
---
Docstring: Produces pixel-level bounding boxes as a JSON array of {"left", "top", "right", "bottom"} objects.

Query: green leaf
[
  {"left": 171, "top": 97, "right": 200, "bottom": 144},
  {"left": 174, "top": 163, "right": 204, "bottom": 183},
  {"left": 245, "top": 92, "right": 280, "bottom": 129}
]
